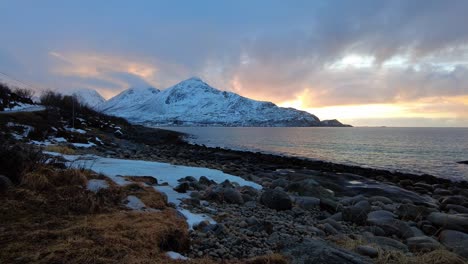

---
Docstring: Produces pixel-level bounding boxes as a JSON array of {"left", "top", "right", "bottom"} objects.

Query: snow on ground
[
  {"left": 1, "top": 103, "right": 45, "bottom": 113},
  {"left": 125, "top": 195, "right": 147, "bottom": 210},
  {"left": 6, "top": 122, "right": 34, "bottom": 139},
  {"left": 86, "top": 179, "right": 109, "bottom": 192},
  {"left": 166, "top": 251, "right": 189, "bottom": 260},
  {"left": 52, "top": 137, "right": 67, "bottom": 143},
  {"left": 71, "top": 142, "right": 96, "bottom": 148},
  {"left": 31, "top": 140, "right": 53, "bottom": 146},
  {"left": 65, "top": 127, "right": 87, "bottom": 134},
  {"left": 45, "top": 152, "right": 261, "bottom": 228}
]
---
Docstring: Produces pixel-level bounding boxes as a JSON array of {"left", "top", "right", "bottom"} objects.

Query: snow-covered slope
[
  {"left": 100, "top": 77, "right": 324, "bottom": 127},
  {"left": 71, "top": 89, "right": 106, "bottom": 109},
  {"left": 99, "top": 86, "right": 160, "bottom": 115}
]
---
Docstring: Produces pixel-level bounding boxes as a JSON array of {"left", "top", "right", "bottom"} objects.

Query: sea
[{"left": 165, "top": 127, "right": 468, "bottom": 181}]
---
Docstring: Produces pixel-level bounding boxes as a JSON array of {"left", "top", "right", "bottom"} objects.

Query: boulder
[
  {"left": 356, "top": 245, "right": 379, "bottom": 258},
  {"left": 374, "top": 219, "right": 415, "bottom": 239},
  {"left": 271, "top": 178, "right": 289, "bottom": 188},
  {"left": 203, "top": 185, "right": 244, "bottom": 204},
  {"left": 367, "top": 210, "right": 396, "bottom": 223},
  {"left": 222, "top": 188, "right": 244, "bottom": 204},
  {"left": 340, "top": 195, "right": 366, "bottom": 206},
  {"left": 369, "top": 196, "right": 394, "bottom": 205},
  {"left": 396, "top": 203, "right": 436, "bottom": 221},
  {"left": 441, "top": 196, "right": 467, "bottom": 206},
  {"left": 294, "top": 196, "right": 320, "bottom": 210},
  {"left": 406, "top": 236, "right": 441, "bottom": 252},
  {"left": 173, "top": 182, "right": 190, "bottom": 193},
  {"left": 260, "top": 189, "right": 292, "bottom": 211},
  {"left": 439, "top": 230, "right": 468, "bottom": 258},
  {"left": 427, "top": 212, "right": 468, "bottom": 233},
  {"left": 342, "top": 200, "right": 371, "bottom": 225},
  {"left": 444, "top": 204, "right": 468, "bottom": 214},
  {"left": 320, "top": 198, "right": 343, "bottom": 213},
  {"left": 199, "top": 176, "right": 215, "bottom": 186},
  {"left": 365, "top": 236, "right": 409, "bottom": 252},
  {"left": 282, "top": 239, "right": 373, "bottom": 264}
]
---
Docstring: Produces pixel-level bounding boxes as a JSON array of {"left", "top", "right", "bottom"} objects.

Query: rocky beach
[
  {"left": 73, "top": 124, "right": 468, "bottom": 263},
  {"left": 1, "top": 88, "right": 467, "bottom": 263}
]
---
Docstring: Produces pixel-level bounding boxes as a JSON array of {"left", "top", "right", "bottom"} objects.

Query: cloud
[{"left": 1, "top": 0, "right": 468, "bottom": 124}]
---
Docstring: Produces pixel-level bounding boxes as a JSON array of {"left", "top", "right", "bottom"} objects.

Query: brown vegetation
[{"left": 333, "top": 236, "right": 466, "bottom": 264}]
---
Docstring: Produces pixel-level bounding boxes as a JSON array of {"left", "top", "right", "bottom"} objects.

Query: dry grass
[
  {"left": 332, "top": 236, "right": 466, "bottom": 264},
  {"left": 0, "top": 164, "right": 193, "bottom": 264},
  {"left": 44, "top": 145, "right": 76, "bottom": 154},
  {"left": 376, "top": 249, "right": 466, "bottom": 264},
  {"left": 21, "top": 167, "right": 87, "bottom": 191},
  {"left": 1, "top": 164, "right": 292, "bottom": 264},
  {"left": 123, "top": 183, "right": 168, "bottom": 209}
]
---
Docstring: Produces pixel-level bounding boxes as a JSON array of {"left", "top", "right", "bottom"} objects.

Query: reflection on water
[{"left": 165, "top": 127, "right": 468, "bottom": 181}]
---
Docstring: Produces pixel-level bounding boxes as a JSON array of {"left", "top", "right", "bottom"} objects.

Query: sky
[{"left": 0, "top": 0, "right": 467, "bottom": 127}]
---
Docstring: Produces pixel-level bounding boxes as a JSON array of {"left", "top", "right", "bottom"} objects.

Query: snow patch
[
  {"left": 2, "top": 103, "right": 45, "bottom": 113},
  {"left": 47, "top": 153, "right": 261, "bottom": 228},
  {"left": 71, "top": 142, "right": 96, "bottom": 148},
  {"left": 66, "top": 127, "right": 86, "bottom": 134},
  {"left": 166, "top": 251, "right": 189, "bottom": 260},
  {"left": 87, "top": 179, "right": 109, "bottom": 192}
]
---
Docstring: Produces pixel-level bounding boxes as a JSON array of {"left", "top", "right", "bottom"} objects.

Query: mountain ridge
[{"left": 78, "top": 77, "right": 350, "bottom": 127}]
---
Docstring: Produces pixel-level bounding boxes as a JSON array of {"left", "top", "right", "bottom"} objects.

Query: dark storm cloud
[{"left": 0, "top": 0, "right": 467, "bottom": 107}]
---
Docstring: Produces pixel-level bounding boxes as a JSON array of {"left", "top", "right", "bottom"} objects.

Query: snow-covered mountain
[
  {"left": 71, "top": 89, "right": 106, "bottom": 109},
  {"left": 98, "top": 77, "right": 345, "bottom": 127},
  {"left": 99, "top": 86, "right": 160, "bottom": 114}
]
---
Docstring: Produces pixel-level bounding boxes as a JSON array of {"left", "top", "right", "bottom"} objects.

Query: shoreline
[{"left": 147, "top": 126, "right": 468, "bottom": 187}]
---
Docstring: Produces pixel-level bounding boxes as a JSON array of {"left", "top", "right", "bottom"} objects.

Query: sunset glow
[{"left": 1, "top": 1, "right": 467, "bottom": 126}]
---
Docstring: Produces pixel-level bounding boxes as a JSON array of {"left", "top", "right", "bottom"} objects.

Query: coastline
[{"left": 125, "top": 126, "right": 468, "bottom": 188}]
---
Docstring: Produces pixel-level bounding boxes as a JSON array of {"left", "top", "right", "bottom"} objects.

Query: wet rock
[
  {"left": 342, "top": 200, "right": 371, "bottom": 225},
  {"left": 356, "top": 245, "right": 379, "bottom": 258},
  {"left": 427, "top": 212, "right": 468, "bottom": 233},
  {"left": 283, "top": 239, "right": 373, "bottom": 264},
  {"left": 439, "top": 230, "right": 468, "bottom": 258},
  {"left": 260, "top": 189, "right": 292, "bottom": 211},
  {"left": 406, "top": 236, "right": 441, "bottom": 252}
]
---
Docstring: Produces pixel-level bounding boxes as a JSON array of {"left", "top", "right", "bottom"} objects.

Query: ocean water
[{"left": 165, "top": 127, "right": 468, "bottom": 181}]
